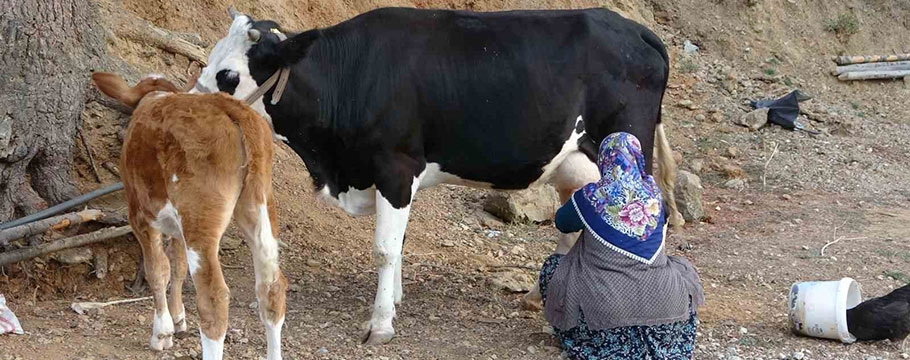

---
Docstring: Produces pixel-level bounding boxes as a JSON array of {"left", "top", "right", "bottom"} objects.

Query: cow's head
[{"left": 194, "top": 9, "right": 287, "bottom": 99}]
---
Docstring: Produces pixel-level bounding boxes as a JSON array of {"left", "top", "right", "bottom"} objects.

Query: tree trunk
[{"left": 0, "top": 0, "right": 105, "bottom": 222}]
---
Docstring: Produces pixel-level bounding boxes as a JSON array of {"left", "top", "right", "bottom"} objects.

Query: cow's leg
[
  {"left": 182, "top": 206, "right": 233, "bottom": 360},
  {"left": 166, "top": 234, "right": 188, "bottom": 333},
  {"left": 134, "top": 221, "right": 175, "bottom": 351},
  {"left": 362, "top": 167, "right": 418, "bottom": 345},
  {"left": 523, "top": 151, "right": 598, "bottom": 310},
  {"left": 235, "top": 187, "right": 287, "bottom": 360},
  {"left": 394, "top": 236, "right": 403, "bottom": 305}
]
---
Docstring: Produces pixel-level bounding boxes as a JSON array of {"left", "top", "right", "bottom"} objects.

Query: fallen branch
[
  {"left": 838, "top": 70, "right": 910, "bottom": 81},
  {"left": 834, "top": 54, "right": 910, "bottom": 66},
  {"left": 761, "top": 143, "right": 780, "bottom": 190},
  {"left": 102, "top": 161, "right": 120, "bottom": 178},
  {"left": 0, "top": 183, "right": 124, "bottom": 230},
  {"left": 71, "top": 296, "right": 151, "bottom": 314},
  {"left": 79, "top": 129, "right": 101, "bottom": 183},
  {"left": 93, "top": 247, "right": 109, "bottom": 279},
  {"left": 0, "top": 209, "right": 103, "bottom": 246},
  {"left": 114, "top": 19, "right": 208, "bottom": 65},
  {"left": 833, "top": 60, "right": 910, "bottom": 75},
  {"left": 0, "top": 226, "right": 132, "bottom": 267}
]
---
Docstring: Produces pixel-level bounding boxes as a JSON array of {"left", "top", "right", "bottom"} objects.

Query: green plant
[
  {"left": 678, "top": 58, "right": 698, "bottom": 74},
  {"left": 763, "top": 68, "right": 776, "bottom": 76},
  {"left": 883, "top": 270, "right": 910, "bottom": 284},
  {"left": 782, "top": 77, "right": 793, "bottom": 86},
  {"left": 825, "top": 13, "right": 859, "bottom": 37}
]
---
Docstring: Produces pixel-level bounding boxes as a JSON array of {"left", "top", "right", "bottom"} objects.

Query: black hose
[{"left": 0, "top": 182, "right": 125, "bottom": 230}]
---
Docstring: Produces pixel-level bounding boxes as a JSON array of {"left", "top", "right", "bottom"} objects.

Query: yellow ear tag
[{"left": 270, "top": 28, "right": 282, "bottom": 35}]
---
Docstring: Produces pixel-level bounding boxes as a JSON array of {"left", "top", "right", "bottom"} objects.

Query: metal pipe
[{"left": 0, "top": 182, "right": 124, "bottom": 230}]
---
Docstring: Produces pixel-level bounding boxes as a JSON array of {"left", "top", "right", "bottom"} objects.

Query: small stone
[
  {"left": 306, "top": 259, "right": 321, "bottom": 268},
  {"left": 674, "top": 171, "right": 705, "bottom": 222},
  {"left": 791, "top": 351, "right": 805, "bottom": 360},
  {"left": 899, "top": 353, "right": 908, "bottom": 359},
  {"left": 442, "top": 241, "right": 456, "bottom": 248},
  {"left": 723, "top": 179, "right": 746, "bottom": 190},
  {"left": 248, "top": 301, "right": 259, "bottom": 310},
  {"left": 316, "top": 347, "right": 329, "bottom": 354},
  {"left": 220, "top": 236, "right": 243, "bottom": 251},
  {"left": 781, "top": 194, "right": 792, "bottom": 200},
  {"left": 739, "top": 327, "right": 748, "bottom": 334},
  {"left": 487, "top": 271, "right": 534, "bottom": 293},
  {"left": 695, "top": 114, "right": 706, "bottom": 122},
  {"left": 735, "top": 108, "right": 769, "bottom": 130},
  {"left": 677, "top": 100, "right": 698, "bottom": 110},
  {"left": 725, "top": 147, "right": 739, "bottom": 158},
  {"left": 137, "top": 315, "right": 146, "bottom": 324},
  {"left": 744, "top": 200, "right": 754, "bottom": 205},
  {"left": 475, "top": 210, "right": 504, "bottom": 229},
  {"left": 483, "top": 185, "right": 560, "bottom": 223},
  {"left": 52, "top": 247, "right": 93, "bottom": 265},
  {"left": 527, "top": 345, "right": 538, "bottom": 354},
  {"left": 711, "top": 112, "right": 725, "bottom": 123},
  {"left": 683, "top": 40, "right": 699, "bottom": 55},
  {"left": 689, "top": 159, "right": 704, "bottom": 174}
]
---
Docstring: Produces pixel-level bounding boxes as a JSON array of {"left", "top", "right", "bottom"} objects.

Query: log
[
  {"left": 0, "top": 209, "right": 103, "bottom": 245},
  {"left": 838, "top": 70, "right": 910, "bottom": 81},
  {"left": 833, "top": 60, "right": 910, "bottom": 75},
  {"left": 834, "top": 54, "right": 910, "bottom": 66},
  {"left": 93, "top": 247, "right": 109, "bottom": 279},
  {"left": 0, "top": 226, "right": 132, "bottom": 267},
  {"left": 114, "top": 20, "right": 208, "bottom": 65}
]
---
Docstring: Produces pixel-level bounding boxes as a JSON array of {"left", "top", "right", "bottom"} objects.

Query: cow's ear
[{"left": 276, "top": 30, "right": 321, "bottom": 66}]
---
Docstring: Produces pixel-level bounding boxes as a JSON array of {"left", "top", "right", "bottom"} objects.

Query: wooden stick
[
  {"left": 93, "top": 247, "right": 109, "bottom": 279},
  {"left": 821, "top": 237, "right": 867, "bottom": 256},
  {"left": 761, "top": 143, "right": 780, "bottom": 190},
  {"left": 0, "top": 226, "right": 132, "bottom": 267},
  {"left": 71, "top": 296, "right": 151, "bottom": 314},
  {"left": 0, "top": 209, "right": 103, "bottom": 245},
  {"left": 838, "top": 70, "right": 910, "bottom": 81},
  {"left": 114, "top": 20, "right": 208, "bottom": 65},
  {"left": 834, "top": 60, "right": 910, "bottom": 75},
  {"left": 834, "top": 54, "right": 910, "bottom": 66},
  {"left": 102, "top": 162, "right": 120, "bottom": 178},
  {"left": 79, "top": 129, "right": 101, "bottom": 183}
]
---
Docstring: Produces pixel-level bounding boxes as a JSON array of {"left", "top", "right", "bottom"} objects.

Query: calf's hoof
[
  {"left": 149, "top": 332, "right": 174, "bottom": 351},
  {"left": 360, "top": 321, "right": 395, "bottom": 345}
]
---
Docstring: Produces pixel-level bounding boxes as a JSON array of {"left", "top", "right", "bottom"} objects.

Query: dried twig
[
  {"left": 821, "top": 236, "right": 868, "bottom": 256},
  {"left": 114, "top": 19, "right": 207, "bottom": 64},
  {"left": 71, "top": 296, "right": 152, "bottom": 314},
  {"left": 102, "top": 162, "right": 120, "bottom": 178},
  {"left": 79, "top": 129, "right": 101, "bottom": 183},
  {"left": 490, "top": 264, "right": 538, "bottom": 271},
  {"left": 0, "top": 226, "right": 132, "bottom": 266},
  {"left": 0, "top": 209, "right": 103, "bottom": 245},
  {"left": 762, "top": 143, "right": 780, "bottom": 190}
]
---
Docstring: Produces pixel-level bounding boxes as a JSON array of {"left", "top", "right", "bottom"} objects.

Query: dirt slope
[{"left": 2, "top": 0, "right": 910, "bottom": 359}]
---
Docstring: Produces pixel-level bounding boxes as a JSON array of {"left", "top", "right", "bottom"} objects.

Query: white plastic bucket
[{"left": 787, "top": 277, "right": 862, "bottom": 343}]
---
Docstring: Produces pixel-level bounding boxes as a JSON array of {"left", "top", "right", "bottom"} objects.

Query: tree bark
[{"left": 0, "top": 0, "right": 106, "bottom": 222}]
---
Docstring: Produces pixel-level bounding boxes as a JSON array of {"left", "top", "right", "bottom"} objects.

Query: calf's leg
[
  {"left": 235, "top": 189, "right": 287, "bottom": 360},
  {"left": 166, "top": 235, "right": 188, "bottom": 333},
  {"left": 134, "top": 222, "right": 175, "bottom": 351}
]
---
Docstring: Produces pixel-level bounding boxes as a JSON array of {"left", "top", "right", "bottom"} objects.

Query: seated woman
[{"left": 539, "top": 132, "right": 705, "bottom": 360}]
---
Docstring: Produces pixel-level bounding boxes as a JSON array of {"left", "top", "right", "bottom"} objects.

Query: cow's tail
[{"left": 655, "top": 123, "right": 684, "bottom": 227}]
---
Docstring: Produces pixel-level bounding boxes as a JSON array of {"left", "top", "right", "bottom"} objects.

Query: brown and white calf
[{"left": 92, "top": 72, "right": 287, "bottom": 360}]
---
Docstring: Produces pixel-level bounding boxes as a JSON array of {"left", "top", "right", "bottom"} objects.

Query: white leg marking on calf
[
  {"left": 185, "top": 248, "right": 201, "bottom": 276},
  {"left": 150, "top": 310, "right": 175, "bottom": 351},
  {"left": 254, "top": 204, "right": 279, "bottom": 282},
  {"left": 364, "top": 177, "right": 419, "bottom": 344},
  {"left": 265, "top": 317, "right": 284, "bottom": 360},
  {"left": 171, "top": 174, "right": 178, "bottom": 183},
  {"left": 200, "top": 330, "right": 225, "bottom": 360}
]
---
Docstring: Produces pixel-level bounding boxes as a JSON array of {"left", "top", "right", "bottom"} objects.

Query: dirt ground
[{"left": 2, "top": 0, "right": 910, "bottom": 359}]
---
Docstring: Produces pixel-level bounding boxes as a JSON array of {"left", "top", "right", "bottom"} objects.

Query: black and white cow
[{"left": 195, "top": 7, "right": 681, "bottom": 346}]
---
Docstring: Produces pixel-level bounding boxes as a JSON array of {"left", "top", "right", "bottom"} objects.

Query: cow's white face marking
[
  {"left": 196, "top": 15, "right": 257, "bottom": 100},
  {"left": 185, "top": 248, "right": 201, "bottom": 276}
]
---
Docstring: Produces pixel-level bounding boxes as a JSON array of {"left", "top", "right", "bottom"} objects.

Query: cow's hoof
[
  {"left": 360, "top": 322, "right": 395, "bottom": 345},
  {"left": 521, "top": 291, "right": 543, "bottom": 311},
  {"left": 149, "top": 333, "right": 174, "bottom": 351}
]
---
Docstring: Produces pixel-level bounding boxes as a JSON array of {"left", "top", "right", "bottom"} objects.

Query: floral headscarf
[{"left": 571, "top": 132, "right": 666, "bottom": 264}]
